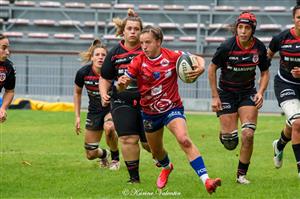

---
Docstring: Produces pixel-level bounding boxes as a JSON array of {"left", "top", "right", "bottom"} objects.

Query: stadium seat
[
  {"left": 164, "top": 35, "right": 175, "bottom": 41},
  {"left": 205, "top": 36, "right": 226, "bottom": 43},
  {"left": 89, "top": 3, "right": 111, "bottom": 9},
  {"left": 187, "top": 5, "right": 210, "bottom": 11},
  {"left": 239, "top": 6, "right": 261, "bottom": 12},
  {"left": 263, "top": 6, "right": 286, "bottom": 12},
  {"left": 158, "top": 22, "right": 179, "bottom": 29},
  {"left": 0, "top": 0, "right": 9, "bottom": 6},
  {"left": 33, "top": 19, "right": 56, "bottom": 26},
  {"left": 257, "top": 37, "right": 272, "bottom": 43},
  {"left": 183, "top": 23, "right": 205, "bottom": 29},
  {"left": 83, "top": 21, "right": 105, "bottom": 27},
  {"left": 258, "top": 24, "right": 282, "bottom": 31},
  {"left": 214, "top": 6, "right": 235, "bottom": 11},
  {"left": 103, "top": 34, "right": 121, "bottom": 40},
  {"left": 0, "top": 18, "right": 3, "bottom": 24},
  {"left": 107, "top": 22, "right": 115, "bottom": 27},
  {"left": 27, "top": 32, "right": 49, "bottom": 38},
  {"left": 163, "top": 5, "right": 185, "bottom": 11},
  {"left": 143, "top": 22, "right": 155, "bottom": 27},
  {"left": 113, "top": 3, "right": 134, "bottom": 9},
  {"left": 285, "top": 24, "right": 293, "bottom": 29},
  {"left": 3, "top": 32, "right": 24, "bottom": 38},
  {"left": 8, "top": 18, "right": 30, "bottom": 25},
  {"left": 208, "top": 23, "right": 230, "bottom": 30},
  {"left": 58, "top": 20, "right": 81, "bottom": 26},
  {"left": 54, "top": 33, "right": 75, "bottom": 39},
  {"left": 64, "top": 2, "right": 86, "bottom": 9},
  {"left": 179, "top": 36, "right": 196, "bottom": 42},
  {"left": 14, "top": 1, "right": 35, "bottom": 7},
  {"left": 138, "top": 4, "right": 160, "bottom": 10},
  {"left": 79, "top": 34, "right": 94, "bottom": 40},
  {"left": 39, "top": 1, "right": 61, "bottom": 8}
]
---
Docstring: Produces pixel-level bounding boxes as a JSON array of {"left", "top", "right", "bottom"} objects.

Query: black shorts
[
  {"left": 274, "top": 75, "right": 300, "bottom": 106},
  {"left": 111, "top": 99, "right": 147, "bottom": 143},
  {"left": 85, "top": 110, "right": 110, "bottom": 131},
  {"left": 217, "top": 88, "right": 257, "bottom": 117}
]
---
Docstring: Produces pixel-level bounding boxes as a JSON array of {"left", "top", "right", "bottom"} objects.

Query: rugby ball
[{"left": 176, "top": 54, "right": 196, "bottom": 83}]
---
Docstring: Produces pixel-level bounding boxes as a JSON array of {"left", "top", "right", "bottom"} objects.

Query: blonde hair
[
  {"left": 79, "top": 39, "right": 107, "bottom": 64},
  {"left": 112, "top": 8, "right": 143, "bottom": 37}
]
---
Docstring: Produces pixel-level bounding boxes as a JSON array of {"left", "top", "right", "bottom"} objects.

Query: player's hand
[
  {"left": 186, "top": 56, "right": 205, "bottom": 81},
  {"left": 253, "top": 93, "right": 263, "bottom": 109},
  {"left": 101, "top": 93, "right": 111, "bottom": 107},
  {"left": 75, "top": 117, "right": 81, "bottom": 135},
  {"left": 0, "top": 109, "right": 7, "bottom": 123},
  {"left": 116, "top": 75, "right": 130, "bottom": 92},
  {"left": 211, "top": 96, "right": 222, "bottom": 112},
  {"left": 291, "top": 67, "right": 300, "bottom": 78}
]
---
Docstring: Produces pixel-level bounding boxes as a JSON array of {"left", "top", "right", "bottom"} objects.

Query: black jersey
[
  {"left": 0, "top": 59, "right": 16, "bottom": 93},
  {"left": 269, "top": 28, "right": 300, "bottom": 84},
  {"left": 75, "top": 63, "right": 109, "bottom": 113},
  {"left": 101, "top": 40, "right": 142, "bottom": 102},
  {"left": 212, "top": 36, "right": 269, "bottom": 92}
]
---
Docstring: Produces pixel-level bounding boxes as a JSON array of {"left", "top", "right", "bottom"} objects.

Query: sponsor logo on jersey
[
  {"left": 282, "top": 45, "right": 292, "bottom": 49},
  {"left": 221, "top": 102, "right": 231, "bottom": 110},
  {"left": 153, "top": 71, "right": 160, "bottom": 79},
  {"left": 252, "top": 54, "right": 259, "bottom": 63},
  {"left": 242, "top": 56, "right": 250, "bottom": 61},
  {"left": 165, "top": 69, "right": 172, "bottom": 78},
  {"left": 160, "top": 58, "right": 170, "bottom": 67},
  {"left": 151, "top": 85, "right": 162, "bottom": 96},
  {"left": 229, "top": 56, "right": 239, "bottom": 60},
  {"left": 142, "top": 62, "right": 148, "bottom": 67},
  {"left": 284, "top": 56, "right": 300, "bottom": 62},
  {"left": 143, "top": 119, "right": 153, "bottom": 130},
  {"left": 0, "top": 72, "right": 6, "bottom": 82},
  {"left": 280, "top": 89, "right": 296, "bottom": 98}
]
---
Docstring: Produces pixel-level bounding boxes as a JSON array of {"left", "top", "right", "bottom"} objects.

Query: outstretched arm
[{"left": 0, "top": 89, "right": 14, "bottom": 123}]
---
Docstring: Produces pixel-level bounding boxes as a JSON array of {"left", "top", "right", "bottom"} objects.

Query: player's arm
[
  {"left": 255, "top": 70, "right": 270, "bottom": 109},
  {"left": 186, "top": 55, "right": 205, "bottom": 80},
  {"left": 99, "top": 78, "right": 113, "bottom": 107},
  {"left": 267, "top": 48, "right": 276, "bottom": 59},
  {"left": 73, "top": 85, "right": 83, "bottom": 135},
  {"left": 0, "top": 89, "right": 14, "bottom": 123},
  {"left": 208, "top": 62, "right": 222, "bottom": 112},
  {"left": 291, "top": 67, "right": 300, "bottom": 78},
  {"left": 116, "top": 75, "right": 132, "bottom": 92}
]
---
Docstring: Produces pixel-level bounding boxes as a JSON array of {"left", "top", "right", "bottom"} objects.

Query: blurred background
[{"left": 0, "top": 0, "right": 295, "bottom": 112}]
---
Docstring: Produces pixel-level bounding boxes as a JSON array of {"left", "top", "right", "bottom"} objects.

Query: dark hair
[
  {"left": 140, "top": 25, "right": 164, "bottom": 43},
  {"left": 113, "top": 9, "right": 143, "bottom": 37},
  {"left": 0, "top": 33, "right": 7, "bottom": 40},
  {"left": 292, "top": 5, "right": 300, "bottom": 17},
  {"left": 79, "top": 39, "right": 107, "bottom": 64}
]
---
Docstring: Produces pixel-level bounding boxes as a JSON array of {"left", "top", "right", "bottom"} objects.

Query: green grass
[{"left": 1, "top": 110, "right": 299, "bottom": 199}]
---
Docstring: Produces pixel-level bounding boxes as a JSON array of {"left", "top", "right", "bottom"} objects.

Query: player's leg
[
  {"left": 111, "top": 104, "right": 142, "bottom": 183},
  {"left": 166, "top": 108, "right": 221, "bottom": 194},
  {"left": 103, "top": 112, "right": 120, "bottom": 170},
  {"left": 84, "top": 112, "right": 110, "bottom": 167},
  {"left": 237, "top": 105, "right": 257, "bottom": 184}
]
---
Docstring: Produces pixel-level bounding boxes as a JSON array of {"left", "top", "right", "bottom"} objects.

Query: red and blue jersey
[{"left": 126, "top": 48, "right": 183, "bottom": 115}]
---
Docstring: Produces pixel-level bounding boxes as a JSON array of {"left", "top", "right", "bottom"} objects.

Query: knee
[
  {"left": 177, "top": 136, "right": 192, "bottom": 149},
  {"left": 104, "top": 121, "right": 115, "bottom": 135},
  {"left": 220, "top": 130, "right": 238, "bottom": 150},
  {"left": 85, "top": 150, "right": 97, "bottom": 160},
  {"left": 141, "top": 142, "right": 151, "bottom": 153},
  {"left": 292, "top": 119, "right": 300, "bottom": 132},
  {"left": 84, "top": 143, "right": 99, "bottom": 160},
  {"left": 119, "top": 136, "right": 139, "bottom": 145}
]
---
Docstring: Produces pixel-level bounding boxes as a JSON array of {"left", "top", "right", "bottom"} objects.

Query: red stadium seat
[
  {"left": 205, "top": 36, "right": 226, "bottom": 43},
  {"left": 187, "top": 5, "right": 210, "bottom": 11},
  {"left": 64, "top": 2, "right": 86, "bottom": 9},
  {"left": 214, "top": 5, "right": 235, "bottom": 11},
  {"left": 3, "top": 32, "right": 24, "bottom": 38},
  {"left": 183, "top": 23, "right": 205, "bottom": 29},
  {"left": 33, "top": 19, "right": 56, "bottom": 26},
  {"left": 0, "top": 18, "right": 3, "bottom": 24},
  {"left": 14, "top": 1, "right": 35, "bottom": 7},
  {"left": 143, "top": 22, "right": 155, "bottom": 27},
  {"left": 164, "top": 35, "right": 175, "bottom": 41},
  {"left": 138, "top": 4, "right": 160, "bottom": 10},
  {"left": 208, "top": 23, "right": 230, "bottom": 30},
  {"left": 8, "top": 18, "right": 30, "bottom": 25},
  {"left": 263, "top": 6, "right": 286, "bottom": 12},
  {"left": 107, "top": 22, "right": 115, "bottom": 27},
  {"left": 58, "top": 20, "right": 81, "bottom": 26},
  {"left": 258, "top": 24, "right": 282, "bottom": 31},
  {"left": 89, "top": 3, "right": 111, "bottom": 9},
  {"left": 79, "top": 34, "right": 94, "bottom": 40},
  {"left": 83, "top": 21, "right": 105, "bottom": 27},
  {"left": 179, "top": 36, "right": 196, "bottom": 42},
  {"left": 113, "top": 3, "right": 134, "bottom": 9},
  {"left": 257, "top": 37, "right": 272, "bottom": 43},
  {"left": 285, "top": 24, "right": 293, "bottom": 29},
  {"left": 163, "top": 5, "right": 185, "bottom": 11},
  {"left": 28, "top": 32, "right": 49, "bottom": 38},
  {"left": 0, "top": 0, "right": 9, "bottom": 6},
  {"left": 39, "top": 1, "right": 61, "bottom": 8},
  {"left": 103, "top": 34, "right": 121, "bottom": 40},
  {"left": 54, "top": 33, "right": 75, "bottom": 39},
  {"left": 158, "top": 22, "right": 179, "bottom": 29},
  {"left": 239, "top": 6, "right": 261, "bottom": 12}
]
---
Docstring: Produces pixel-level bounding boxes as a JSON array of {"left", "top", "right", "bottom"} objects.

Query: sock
[
  {"left": 237, "top": 160, "right": 250, "bottom": 177},
  {"left": 292, "top": 144, "right": 300, "bottom": 173},
  {"left": 111, "top": 150, "right": 119, "bottom": 161},
  {"left": 277, "top": 130, "right": 291, "bottom": 151},
  {"left": 190, "top": 156, "right": 209, "bottom": 184},
  {"left": 158, "top": 154, "right": 171, "bottom": 169},
  {"left": 125, "top": 160, "right": 140, "bottom": 180},
  {"left": 99, "top": 148, "right": 107, "bottom": 159}
]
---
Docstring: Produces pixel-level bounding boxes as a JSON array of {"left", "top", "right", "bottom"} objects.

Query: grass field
[{"left": 1, "top": 110, "right": 299, "bottom": 199}]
